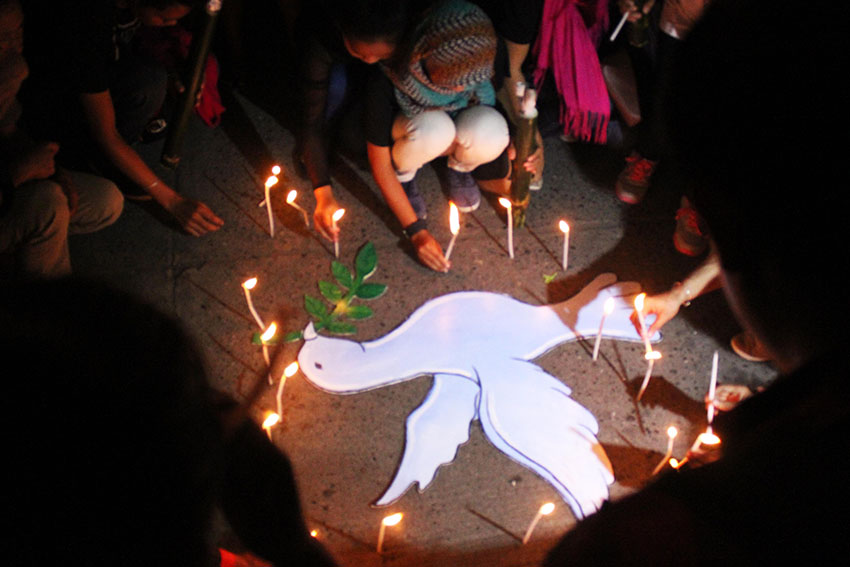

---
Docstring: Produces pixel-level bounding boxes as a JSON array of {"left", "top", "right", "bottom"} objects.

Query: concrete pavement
[{"left": 68, "top": 78, "right": 776, "bottom": 566}]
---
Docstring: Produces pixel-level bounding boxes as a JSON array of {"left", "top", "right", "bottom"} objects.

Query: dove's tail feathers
[
  {"left": 476, "top": 359, "right": 614, "bottom": 519},
  {"left": 374, "top": 374, "right": 479, "bottom": 507}
]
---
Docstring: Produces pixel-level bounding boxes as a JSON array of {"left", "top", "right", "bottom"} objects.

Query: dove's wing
[
  {"left": 475, "top": 358, "right": 613, "bottom": 519},
  {"left": 374, "top": 374, "right": 479, "bottom": 506}
]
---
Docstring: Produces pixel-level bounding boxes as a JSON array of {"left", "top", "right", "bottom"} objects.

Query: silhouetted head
[
  {"left": 127, "top": 0, "right": 199, "bottom": 26},
  {"left": 669, "top": 0, "right": 848, "bottom": 371},
  {"left": 1, "top": 278, "right": 222, "bottom": 566},
  {"left": 329, "top": 0, "right": 433, "bottom": 64}
]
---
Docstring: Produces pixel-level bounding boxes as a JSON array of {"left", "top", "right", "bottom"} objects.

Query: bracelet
[
  {"left": 673, "top": 281, "right": 693, "bottom": 307},
  {"left": 402, "top": 218, "right": 427, "bottom": 239}
]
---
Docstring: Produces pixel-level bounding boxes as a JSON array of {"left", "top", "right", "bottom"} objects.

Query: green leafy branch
[{"left": 281, "top": 242, "right": 387, "bottom": 342}]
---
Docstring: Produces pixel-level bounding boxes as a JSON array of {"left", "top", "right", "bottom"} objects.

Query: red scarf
[{"left": 533, "top": 0, "right": 610, "bottom": 144}]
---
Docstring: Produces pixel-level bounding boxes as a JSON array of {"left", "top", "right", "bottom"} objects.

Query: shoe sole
[
  {"left": 730, "top": 338, "right": 770, "bottom": 362},
  {"left": 673, "top": 231, "right": 707, "bottom": 256},
  {"left": 456, "top": 201, "right": 480, "bottom": 213},
  {"left": 615, "top": 182, "right": 643, "bottom": 205}
]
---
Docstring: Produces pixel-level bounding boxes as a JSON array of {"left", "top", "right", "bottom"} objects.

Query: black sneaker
[
  {"left": 444, "top": 167, "right": 480, "bottom": 212},
  {"left": 401, "top": 177, "right": 427, "bottom": 220}
]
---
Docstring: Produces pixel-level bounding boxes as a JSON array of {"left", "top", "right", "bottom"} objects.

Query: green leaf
[
  {"left": 318, "top": 280, "right": 343, "bottom": 302},
  {"left": 331, "top": 260, "right": 354, "bottom": 288},
  {"left": 326, "top": 321, "right": 357, "bottom": 335},
  {"left": 283, "top": 331, "right": 303, "bottom": 342},
  {"left": 346, "top": 304, "right": 374, "bottom": 320},
  {"left": 355, "top": 282, "right": 387, "bottom": 299},
  {"left": 304, "top": 294, "right": 328, "bottom": 318},
  {"left": 354, "top": 242, "right": 378, "bottom": 280},
  {"left": 543, "top": 273, "right": 557, "bottom": 284}
]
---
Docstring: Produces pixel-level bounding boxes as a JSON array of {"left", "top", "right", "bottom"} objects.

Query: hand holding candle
[
  {"left": 498, "top": 198, "right": 514, "bottom": 259},
  {"left": 376, "top": 512, "right": 403, "bottom": 553},
  {"left": 559, "top": 220, "right": 570, "bottom": 271},
  {"left": 522, "top": 502, "right": 555, "bottom": 544},
  {"left": 332, "top": 208, "right": 345, "bottom": 258},
  {"left": 444, "top": 202, "right": 460, "bottom": 262},
  {"left": 592, "top": 297, "right": 616, "bottom": 361}
]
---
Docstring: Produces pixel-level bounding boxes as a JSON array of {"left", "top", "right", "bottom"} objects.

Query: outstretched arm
[
  {"left": 79, "top": 90, "right": 223, "bottom": 236},
  {"left": 632, "top": 249, "right": 722, "bottom": 336},
  {"left": 366, "top": 141, "right": 449, "bottom": 272}
]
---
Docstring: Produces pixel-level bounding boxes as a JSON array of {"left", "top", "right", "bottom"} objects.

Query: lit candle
[
  {"left": 707, "top": 350, "right": 719, "bottom": 426},
  {"left": 592, "top": 297, "right": 616, "bottom": 361},
  {"left": 637, "top": 349, "right": 661, "bottom": 400},
  {"left": 558, "top": 220, "right": 570, "bottom": 271},
  {"left": 264, "top": 175, "right": 279, "bottom": 237},
  {"left": 258, "top": 166, "right": 282, "bottom": 207},
  {"left": 445, "top": 202, "right": 460, "bottom": 262},
  {"left": 498, "top": 198, "right": 514, "bottom": 259},
  {"left": 260, "top": 322, "right": 277, "bottom": 385},
  {"left": 276, "top": 361, "right": 299, "bottom": 417},
  {"left": 633, "top": 293, "right": 652, "bottom": 354},
  {"left": 332, "top": 208, "right": 345, "bottom": 258},
  {"left": 651, "top": 425, "right": 678, "bottom": 475},
  {"left": 262, "top": 411, "right": 280, "bottom": 441},
  {"left": 310, "top": 530, "right": 318, "bottom": 538},
  {"left": 522, "top": 502, "right": 555, "bottom": 544},
  {"left": 376, "top": 512, "right": 403, "bottom": 553},
  {"left": 242, "top": 278, "right": 266, "bottom": 330},
  {"left": 286, "top": 189, "right": 311, "bottom": 227}
]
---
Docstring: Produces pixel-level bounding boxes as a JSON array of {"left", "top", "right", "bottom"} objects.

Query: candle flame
[
  {"left": 271, "top": 165, "right": 281, "bottom": 175},
  {"left": 498, "top": 197, "right": 512, "bottom": 209},
  {"left": 603, "top": 296, "right": 615, "bottom": 315},
  {"left": 382, "top": 512, "right": 403, "bottom": 526},
  {"left": 243, "top": 277, "right": 257, "bottom": 290},
  {"left": 669, "top": 457, "right": 680, "bottom": 469},
  {"left": 449, "top": 202, "right": 460, "bottom": 234},
  {"left": 634, "top": 292, "right": 646, "bottom": 312},
  {"left": 667, "top": 425, "right": 679, "bottom": 439},
  {"left": 540, "top": 502, "right": 555, "bottom": 515},
  {"left": 645, "top": 350, "right": 662, "bottom": 360},
  {"left": 286, "top": 189, "right": 297, "bottom": 204},
  {"left": 284, "top": 361, "right": 299, "bottom": 378},
  {"left": 559, "top": 220, "right": 569, "bottom": 234},
  {"left": 262, "top": 412, "right": 280, "bottom": 429},
  {"left": 265, "top": 175, "right": 279, "bottom": 189},
  {"left": 261, "top": 322, "right": 277, "bottom": 342},
  {"left": 332, "top": 208, "right": 345, "bottom": 222},
  {"left": 698, "top": 431, "right": 721, "bottom": 446},
  {"left": 310, "top": 530, "right": 318, "bottom": 538}
]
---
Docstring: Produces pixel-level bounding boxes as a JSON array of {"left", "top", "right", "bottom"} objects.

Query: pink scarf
[{"left": 533, "top": 0, "right": 610, "bottom": 144}]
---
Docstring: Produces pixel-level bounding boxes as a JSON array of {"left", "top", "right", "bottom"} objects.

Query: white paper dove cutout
[{"left": 297, "top": 273, "right": 659, "bottom": 519}]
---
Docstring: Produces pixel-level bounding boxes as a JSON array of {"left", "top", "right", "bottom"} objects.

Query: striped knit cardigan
[{"left": 380, "top": 0, "right": 497, "bottom": 117}]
